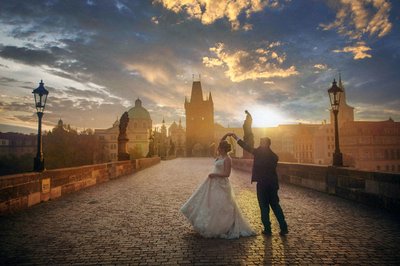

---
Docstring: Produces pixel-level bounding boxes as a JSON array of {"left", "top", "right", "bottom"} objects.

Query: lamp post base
[
  {"left": 34, "top": 157, "right": 45, "bottom": 172},
  {"left": 333, "top": 152, "right": 343, "bottom": 167}
]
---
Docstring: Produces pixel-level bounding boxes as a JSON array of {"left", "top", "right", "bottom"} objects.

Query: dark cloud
[
  {"left": 0, "top": 101, "right": 33, "bottom": 112},
  {"left": 0, "top": 76, "right": 18, "bottom": 84},
  {"left": 0, "top": 46, "right": 56, "bottom": 65}
]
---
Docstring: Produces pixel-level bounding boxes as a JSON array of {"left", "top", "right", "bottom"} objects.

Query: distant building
[
  {"left": 126, "top": 98, "right": 152, "bottom": 158},
  {"left": 94, "top": 118, "right": 119, "bottom": 162},
  {"left": 212, "top": 74, "right": 400, "bottom": 173},
  {"left": 185, "top": 80, "right": 214, "bottom": 157},
  {"left": 152, "top": 118, "right": 186, "bottom": 159},
  {"left": 168, "top": 119, "right": 186, "bottom": 157},
  {"left": 94, "top": 98, "right": 152, "bottom": 162},
  {"left": 340, "top": 119, "right": 400, "bottom": 172},
  {"left": 153, "top": 118, "right": 169, "bottom": 159},
  {"left": 0, "top": 132, "right": 36, "bottom": 157}
]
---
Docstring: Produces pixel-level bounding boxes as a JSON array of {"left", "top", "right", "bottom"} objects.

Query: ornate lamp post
[
  {"left": 328, "top": 79, "right": 343, "bottom": 167},
  {"left": 32, "top": 80, "right": 49, "bottom": 171}
]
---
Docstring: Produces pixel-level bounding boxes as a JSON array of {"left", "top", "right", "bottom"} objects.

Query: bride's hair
[{"left": 218, "top": 140, "right": 231, "bottom": 153}]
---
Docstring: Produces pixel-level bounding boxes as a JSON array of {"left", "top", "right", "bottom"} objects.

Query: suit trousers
[{"left": 256, "top": 182, "right": 287, "bottom": 232}]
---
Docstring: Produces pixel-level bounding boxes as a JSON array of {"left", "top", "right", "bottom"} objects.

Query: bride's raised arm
[{"left": 221, "top": 133, "right": 232, "bottom": 141}]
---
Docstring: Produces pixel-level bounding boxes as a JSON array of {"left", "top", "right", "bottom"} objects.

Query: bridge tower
[{"left": 184, "top": 78, "right": 214, "bottom": 157}]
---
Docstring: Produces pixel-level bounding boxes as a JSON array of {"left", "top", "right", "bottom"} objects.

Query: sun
[{"left": 247, "top": 106, "right": 286, "bottom": 128}]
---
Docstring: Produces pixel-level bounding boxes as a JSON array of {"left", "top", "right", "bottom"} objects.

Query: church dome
[
  {"left": 127, "top": 98, "right": 151, "bottom": 120},
  {"left": 169, "top": 121, "right": 178, "bottom": 131}
]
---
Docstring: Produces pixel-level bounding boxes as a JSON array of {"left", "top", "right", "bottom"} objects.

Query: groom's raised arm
[{"left": 231, "top": 133, "right": 255, "bottom": 154}]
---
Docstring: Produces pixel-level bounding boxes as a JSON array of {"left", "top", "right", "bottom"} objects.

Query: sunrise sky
[{"left": 0, "top": 0, "right": 399, "bottom": 133}]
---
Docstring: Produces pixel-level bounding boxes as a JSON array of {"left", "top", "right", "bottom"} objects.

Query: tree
[{"left": 43, "top": 125, "right": 98, "bottom": 169}]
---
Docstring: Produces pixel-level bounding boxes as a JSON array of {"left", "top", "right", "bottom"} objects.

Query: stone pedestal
[{"left": 118, "top": 137, "right": 130, "bottom": 161}]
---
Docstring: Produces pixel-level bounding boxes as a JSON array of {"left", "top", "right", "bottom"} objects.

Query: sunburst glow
[{"left": 247, "top": 106, "right": 287, "bottom": 127}]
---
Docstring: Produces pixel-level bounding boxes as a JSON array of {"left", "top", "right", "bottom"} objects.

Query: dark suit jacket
[{"left": 237, "top": 139, "right": 279, "bottom": 189}]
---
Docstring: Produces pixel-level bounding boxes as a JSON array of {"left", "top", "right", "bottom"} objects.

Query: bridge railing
[
  {"left": 232, "top": 158, "right": 400, "bottom": 213},
  {"left": 0, "top": 157, "right": 161, "bottom": 215}
]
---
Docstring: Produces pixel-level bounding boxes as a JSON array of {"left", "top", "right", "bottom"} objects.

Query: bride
[{"left": 181, "top": 134, "right": 256, "bottom": 239}]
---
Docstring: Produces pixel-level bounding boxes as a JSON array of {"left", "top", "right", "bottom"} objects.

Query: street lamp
[
  {"left": 328, "top": 79, "right": 343, "bottom": 167},
  {"left": 32, "top": 80, "right": 49, "bottom": 171}
]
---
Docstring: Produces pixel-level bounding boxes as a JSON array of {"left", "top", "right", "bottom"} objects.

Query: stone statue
[
  {"left": 243, "top": 110, "right": 254, "bottom": 148},
  {"left": 118, "top": 112, "right": 130, "bottom": 161},
  {"left": 242, "top": 110, "right": 254, "bottom": 158},
  {"left": 119, "top": 112, "right": 128, "bottom": 136},
  {"left": 147, "top": 129, "right": 155, "bottom": 158}
]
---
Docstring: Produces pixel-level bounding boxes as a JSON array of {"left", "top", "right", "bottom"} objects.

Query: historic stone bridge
[{"left": 1, "top": 158, "right": 400, "bottom": 265}]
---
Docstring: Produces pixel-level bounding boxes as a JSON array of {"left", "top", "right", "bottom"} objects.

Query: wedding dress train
[{"left": 181, "top": 157, "right": 256, "bottom": 239}]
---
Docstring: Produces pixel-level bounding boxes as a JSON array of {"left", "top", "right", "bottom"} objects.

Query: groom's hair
[{"left": 260, "top": 137, "right": 271, "bottom": 147}]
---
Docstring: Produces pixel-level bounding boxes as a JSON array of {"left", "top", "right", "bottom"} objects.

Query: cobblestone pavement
[{"left": 1, "top": 158, "right": 400, "bottom": 265}]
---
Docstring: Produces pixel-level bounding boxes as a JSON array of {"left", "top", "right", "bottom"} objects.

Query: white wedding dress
[{"left": 181, "top": 157, "right": 256, "bottom": 239}]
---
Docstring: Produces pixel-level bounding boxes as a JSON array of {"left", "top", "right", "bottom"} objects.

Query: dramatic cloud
[
  {"left": 321, "top": 0, "right": 392, "bottom": 40},
  {"left": 314, "top": 64, "right": 327, "bottom": 70},
  {"left": 321, "top": 0, "right": 392, "bottom": 60},
  {"left": 0, "top": 46, "right": 56, "bottom": 66},
  {"left": 333, "top": 42, "right": 372, "bottom": 60},
  {"left": 203, "top": 42, "right": 298, "bottom": 82},
  {"left": 154, "top": 0, "right": 282, "bottom": 30}
]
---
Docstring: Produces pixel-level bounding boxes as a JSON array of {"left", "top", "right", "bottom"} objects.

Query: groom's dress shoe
[
  {"left": 262, "top": 230, "right": 272, "bottom": 236},
  {"left": 279, "top": 229, "right": 288, "bottom": 236}
]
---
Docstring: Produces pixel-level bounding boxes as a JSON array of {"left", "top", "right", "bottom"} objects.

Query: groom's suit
[{"left": 237, "top": 139, "right": 287, "bottom": 234}]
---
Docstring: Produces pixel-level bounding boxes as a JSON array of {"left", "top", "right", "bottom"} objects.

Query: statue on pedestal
[
  {"left": 242, "top": 110, "right": 254, "bottom": 159},
  {"left": 147, "top": 129, "right": 155, "bottom": 158},
  {"left": 118, "top": 112, "right": 130, "bottom": 161}
]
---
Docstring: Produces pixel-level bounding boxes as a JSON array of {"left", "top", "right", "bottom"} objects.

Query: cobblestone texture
[{"left": 1, "top": 158, "right": 400, "bottom": 265}]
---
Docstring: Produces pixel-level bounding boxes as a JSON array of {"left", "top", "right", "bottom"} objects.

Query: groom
[{"left": 230, "top": 133, "right": 288, "bottom": 236}]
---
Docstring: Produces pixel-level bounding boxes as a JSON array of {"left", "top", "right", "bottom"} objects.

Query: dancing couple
[{"left": 181, "top": 112, "right": 288, "bottom": 239}]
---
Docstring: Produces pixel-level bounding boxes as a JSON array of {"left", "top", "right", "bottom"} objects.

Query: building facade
[
  {"left": 94, "top": 98, "right": 152, "bottom": 162},
  {"left": 0, "top": 132, "right": 36, "bottom": 157},
  {"left": 340, "top": 119, "right": 400, "bottom": 172},
  {"left": 168, "top": 119, "right": 186, "bottom": 157},
  {"left": 185, "top": 80, "right": 214, "bottom": 157}
]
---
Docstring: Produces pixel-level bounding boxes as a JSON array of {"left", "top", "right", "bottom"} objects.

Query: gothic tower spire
[{"left": 190, "top": 80, "right": 204, "bottom": 102}]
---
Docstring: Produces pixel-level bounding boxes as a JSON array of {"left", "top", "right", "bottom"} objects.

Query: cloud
[
  {"left": 202, "top": 42, "right": 298, "bottom": 82},
  {"left": 125, "top": 63, "right": 170, "bottom": 85},
  {"left": 263, "top": 80, "right": 275, "bottom": 84},
  {"left": 154, "top": 0, "right": 282, "bottom": 30},
  {"left": 320, "top": 0, "right": 392, "bottom": 60},
  {"left": 313, "top": 64, "right": 327, "bottom": 70},
  {"left": 0, "top": 46, "right": 56, "bottom": 66},
  {"left": 320, "top": 0, "right": 392, "bottom": 40},
  {"left": 333, "top": 42, "right": 372, "bottom": 60}
]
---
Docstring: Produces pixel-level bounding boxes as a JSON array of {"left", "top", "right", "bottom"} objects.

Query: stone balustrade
[
  {"left": 0, "top": 157, "right": 161, "bottom": 214},
  {"left": 232, "top": 158, "right": 400, "bottom": 213}
]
